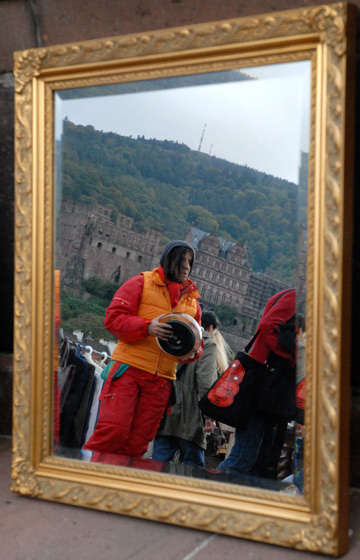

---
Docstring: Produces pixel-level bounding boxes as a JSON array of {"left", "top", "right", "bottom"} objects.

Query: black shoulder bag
[
  {"left": 198, "top": 332, "right": 264, "bottom": 429},
  {"left": 198, "top": 288, "right": 296, "bottom": 429}
]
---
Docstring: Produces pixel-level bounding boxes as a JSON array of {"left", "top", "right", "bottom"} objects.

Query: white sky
[{"left": 55, "top": 60, "right": 311, "bottom": 184}]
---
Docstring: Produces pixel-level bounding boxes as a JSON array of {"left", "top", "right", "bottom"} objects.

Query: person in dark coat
[
  {"left": 152, "top": 311, "right": 231, "bottom": 467},
  {"left": 217, "top": 288, "right": 296, "bottom": 479}
]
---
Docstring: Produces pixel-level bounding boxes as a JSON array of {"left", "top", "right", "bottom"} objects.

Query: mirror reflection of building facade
[
  {"left": 57, "top": 200, "right": 162, "bottom": 291},
  {"left": 185, "top": 227, "right": 251, "bottom": 310},
  {"left": 58, "top": 201, "right": 293, "bottom": 334}
]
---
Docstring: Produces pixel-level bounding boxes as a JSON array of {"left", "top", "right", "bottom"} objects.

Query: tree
[
  {"left": 213, "top": 303, "right": 238, "bottom": 326},
  {"left": 186, "top": 205, "right": 218, "bottom": 232},
  {"left": 84, "top": 277, "right": 118, "bottom": 300},
  {"left": 252, "top": 241, "right": 268, "bottom": 271},
  {"left": 60, "top": 120, "right": 303, "bottom": 279},
  {"left": 62, "top": 312, "right": 111, "bottom": 340}
]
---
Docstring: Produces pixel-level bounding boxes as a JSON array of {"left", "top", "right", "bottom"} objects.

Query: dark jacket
[
  {"left": 249, "top": 288, "right": 296, "bottom": 365},
  {"left": 250, "top": 288, "right": 297, "bottom": 420},
  {"left": 156, "top": 331, "right": 218, "bottom": 449}
]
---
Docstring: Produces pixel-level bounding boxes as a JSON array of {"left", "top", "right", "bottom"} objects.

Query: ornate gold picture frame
[{"left": 12, "top": 3, "right": 356, "bottom": 555}]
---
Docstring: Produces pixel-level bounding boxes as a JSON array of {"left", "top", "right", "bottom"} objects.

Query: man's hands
[{"left": 147, "top": 316, "right": 173, "bottom": 340}]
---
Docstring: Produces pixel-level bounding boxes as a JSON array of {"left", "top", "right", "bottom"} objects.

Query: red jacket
[
  {"left": 104, "top": 269, "right": 202, "bottom": 379},
  {"left": 249, "top": 288, "right": 296, "bottom": 365}
]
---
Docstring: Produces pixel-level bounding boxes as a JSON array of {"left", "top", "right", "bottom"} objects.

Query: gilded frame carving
[{"left": 12, "top": 3, "right": 356, "bottom": 555}]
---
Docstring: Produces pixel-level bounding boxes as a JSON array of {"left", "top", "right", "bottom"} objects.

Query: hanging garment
[{"left": 59, "top": 348, "right": 94, "bottom": 449}]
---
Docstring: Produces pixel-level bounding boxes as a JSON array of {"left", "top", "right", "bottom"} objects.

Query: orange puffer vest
[{"left": 111, "top": 269, "right": 200, "bottom": 380}]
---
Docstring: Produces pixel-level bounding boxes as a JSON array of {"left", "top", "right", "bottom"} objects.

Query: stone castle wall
[
  {"left": 58, "top": 200, "right": 162, "bottom": 292},
  {"left": 58, "top": 200, "right": 289, "bottom": 335}
]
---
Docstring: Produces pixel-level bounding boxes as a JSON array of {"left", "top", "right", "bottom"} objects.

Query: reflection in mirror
[{"left": 54, "top": 60, "right": 310, "bottom": 495}]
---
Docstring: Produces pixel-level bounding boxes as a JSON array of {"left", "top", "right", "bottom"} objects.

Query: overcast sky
[{"left": 55, "top": 60, "right": 311, "bottom": 184}]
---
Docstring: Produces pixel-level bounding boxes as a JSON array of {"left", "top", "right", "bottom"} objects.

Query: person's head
[
  {"left": 201, "top": 310, "right": 220, "bottom": 334},
  {"left": 160, "top": 240, "right": 194, "bottom": 283},
  {"left": 201, "top": 310, "right": 232, "bottom": 373}
]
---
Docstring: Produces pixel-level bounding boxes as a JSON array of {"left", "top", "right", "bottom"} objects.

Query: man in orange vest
[{"left": 83, "top": 240, "right": 202, "bottom": 460}]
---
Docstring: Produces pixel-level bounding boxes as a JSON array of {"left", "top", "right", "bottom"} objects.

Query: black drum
[{"left": 156, "top": 313, "right": 202, "bottom": 359}]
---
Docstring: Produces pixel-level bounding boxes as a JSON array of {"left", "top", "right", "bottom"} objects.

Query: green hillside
[{"left": 59, "top": 119, "right": 303, "bottom": 281}]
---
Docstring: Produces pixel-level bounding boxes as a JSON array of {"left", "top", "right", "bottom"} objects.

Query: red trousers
[{"left": 84, "top": 365, "right": 172, "bottom": 457}]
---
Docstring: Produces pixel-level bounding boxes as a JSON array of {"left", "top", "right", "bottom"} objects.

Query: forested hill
[{"left": 59, "top": 119, "right": 302, "bottom": 281}]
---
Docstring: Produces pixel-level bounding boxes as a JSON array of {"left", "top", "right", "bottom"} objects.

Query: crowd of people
[{"left": 82, "top": 239, "right": 304, "bottom": 491}]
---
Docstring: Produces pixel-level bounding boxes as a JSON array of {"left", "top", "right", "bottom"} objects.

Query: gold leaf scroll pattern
[
  {"left": 318, "top": 8, "right": 346, "bottom": 541},
  {"left": 289, "top": 511, "right": 338, "bottom": 555},
  {"left": 32, "top": 4, "right": 345, "bottom": 71},
  {"left": 41, "top": 83, "right": 55, "bottom": 458},
  {"left": 302, "top": 45, "right": 318, "bottom": 490},
  {"left": 13, "top": 55, "right": 34, "bottom": 492},
  {"left": 36, "top": 479, "right": 329, "bottom": 552},
  {"left": 13, "top": 49, "right": 46, "bottom": 94},
  {"left": 49, "top": 50, "right": 312, "bottom": 98},
  {"left": 11, "top": 456, "right": 41, "bottom": 498}
]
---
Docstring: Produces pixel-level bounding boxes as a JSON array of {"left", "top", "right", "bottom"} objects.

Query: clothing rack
[{"left": 57, "top": 337, "right": 108, "bottom": 451}]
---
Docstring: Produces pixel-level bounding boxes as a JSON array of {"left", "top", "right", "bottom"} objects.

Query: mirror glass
[{"left": 53, "top": 60, "right": 310, "bottom": 493}]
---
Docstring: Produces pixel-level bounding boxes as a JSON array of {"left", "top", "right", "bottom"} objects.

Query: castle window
[
  {"left": 97, "top": 242, "right": 102, "bottom": 248},
  {"left": 126, "top": 252, "right": 130, "bottom": 258},
  {"left": 138, "top": 255, "right": 142, "bottom": 263},
  {"left": 112, "top": 247, "right": 116, "bottom": 253},
  {"left": 114, "top": 266, "right": 121, "bottom": 283}
]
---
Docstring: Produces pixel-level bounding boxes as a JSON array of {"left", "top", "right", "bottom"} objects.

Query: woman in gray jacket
[{"left": 152, "top": 311, "right": 230, "bottom": 467}]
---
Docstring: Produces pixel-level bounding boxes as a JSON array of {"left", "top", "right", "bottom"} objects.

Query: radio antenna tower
[{"left": 198, "top": 123, "right": 207, "bottom": 151}]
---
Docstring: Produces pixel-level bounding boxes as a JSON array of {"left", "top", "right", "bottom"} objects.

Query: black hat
[{"left": 160, "top": 240, "right": 194, "bottom": 269}]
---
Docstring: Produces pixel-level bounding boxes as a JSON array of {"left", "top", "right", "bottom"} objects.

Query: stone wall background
[{"left": 1, "top": 2, "right": 359, "bottom": 483}]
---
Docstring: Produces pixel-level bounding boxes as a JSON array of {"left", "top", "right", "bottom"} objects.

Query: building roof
[
  {"left": 188, "top": 226, "right": 236, "bottom": 252},
  {"left": 187, "top": 226, "right": 251, "bottom": 266}
]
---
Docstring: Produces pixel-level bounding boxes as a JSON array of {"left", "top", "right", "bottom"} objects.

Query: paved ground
[{"left": 1, "top": 436, "right": 360, "bottom": 560}]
